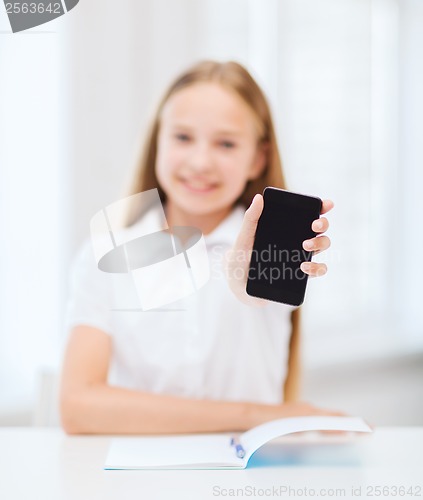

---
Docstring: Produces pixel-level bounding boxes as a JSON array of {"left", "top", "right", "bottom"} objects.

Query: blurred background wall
[{"left": 0, "top": 0, "right": 422, "bottom": 426}]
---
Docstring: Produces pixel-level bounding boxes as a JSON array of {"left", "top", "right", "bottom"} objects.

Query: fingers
[
  {"left": 301, "top": 200, "right": 332, "bottom": 277},
  {"left": 312, "top": 199, "right": 333, "bottom": 236},
  {"left": 303, "top": 235, "right": 331, "bottom": 255},
  {"left": 234, "top": 194, "right": 263, "bottom": 252},
  {"left": 224, "top": 194, "right": 269, "bottom": 307},
  {"left": 316, "top": 407, "right": 350, "bottom": 435},
  {"left": 300, "top": 261, "right": 327, "bottom": 277},
  {"left": 244, "top": 193, "right": 263, "bottom": 227},
  {"left": 312, "top": 405, "right": 348, "bottom": 418},
  {"left": 312, "top": 217, "right": 329, "bottom": 233},
  {"left": 321, "top": 199, "right": 334, "bottom": 215}
]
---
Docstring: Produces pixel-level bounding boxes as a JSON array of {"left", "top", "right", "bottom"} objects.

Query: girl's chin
[
  {"left": 171, "top": 196, "right": 228, "bottom": 217},
  {"left": 177, "top": 201, "right": 220, "bottom": 215}
]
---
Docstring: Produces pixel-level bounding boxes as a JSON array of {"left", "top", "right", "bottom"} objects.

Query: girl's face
[{"left": 155, "top": 82, "right": 266, "bottom": 221}]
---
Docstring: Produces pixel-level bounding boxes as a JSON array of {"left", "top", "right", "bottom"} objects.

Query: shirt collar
[
  {"left": 203, "top": 204, "right": 245, "bottom": 247},
  {"left": 133, "top": 202, "right": 245, "bottom": 247}
]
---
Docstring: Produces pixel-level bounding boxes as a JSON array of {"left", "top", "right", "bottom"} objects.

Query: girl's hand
[
  {"left": 246, "top": 401, "right": 349, "bottom": 433},
  {"left": 224, "top": 194, "right": 267, "bottom": 306},
  {"left": 300, "top": 199, "right": 334, "bottom": 277},
  {"left": 224, "top": 194, "right": 333, "bottom": 306}
]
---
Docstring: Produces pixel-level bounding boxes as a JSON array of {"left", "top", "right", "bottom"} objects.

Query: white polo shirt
[{"left": 64, "top": 204, "right": 295, "bottom": 404}]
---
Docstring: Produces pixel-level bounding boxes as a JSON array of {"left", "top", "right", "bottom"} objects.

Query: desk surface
[{"left": 0, "top": 427, "right": 422, "bottom": 500}]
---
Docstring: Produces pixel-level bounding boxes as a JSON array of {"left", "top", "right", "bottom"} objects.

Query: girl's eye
[
  {"left": 175, "top": 133, "right": 191, "bottom": 142},
  {"left": 219, "top": 140, "right": 235, "bottom": 149}
]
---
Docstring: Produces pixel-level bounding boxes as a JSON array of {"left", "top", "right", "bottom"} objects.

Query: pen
[{"left": 230, "top": 436, "right": 245, "bottom": 458}]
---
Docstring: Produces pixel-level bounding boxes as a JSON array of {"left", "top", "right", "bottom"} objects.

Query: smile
[{"left": 178, "top": 177, "right": 219, "bottom": 194}]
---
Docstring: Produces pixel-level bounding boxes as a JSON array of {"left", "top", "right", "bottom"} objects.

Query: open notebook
[{"left": 104, "top": 415, "right": 372, "bottom": 470}]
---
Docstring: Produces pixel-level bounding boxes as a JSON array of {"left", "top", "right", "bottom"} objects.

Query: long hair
[{"left": 127, "top": 60, "right": 301, "bottom": 402}]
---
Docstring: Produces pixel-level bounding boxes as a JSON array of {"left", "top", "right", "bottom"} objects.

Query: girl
[{"left": 60, "top": 60, "right": 340, "bottom": 435}]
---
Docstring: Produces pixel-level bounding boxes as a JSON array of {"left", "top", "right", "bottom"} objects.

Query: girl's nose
[{"left": 187, "top": 141, "right": 214, "bottom": 172}]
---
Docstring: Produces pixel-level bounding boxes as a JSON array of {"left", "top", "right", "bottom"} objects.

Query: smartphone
[{"left": 246, "top": 187, "right": 323, "bottom": 307}]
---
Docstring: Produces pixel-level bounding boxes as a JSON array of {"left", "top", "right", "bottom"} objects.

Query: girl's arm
[
  {"left": 60, "top": 326, "right": 251, "bottom": 435},
  {"left": 283, "top": 309, "right": 302, "bottom": 402},
  {"left": 60, "top": 326, "right": 344, "bottom": 435}
]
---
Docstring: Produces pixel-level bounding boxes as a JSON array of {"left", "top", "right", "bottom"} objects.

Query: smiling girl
[{"left": 60, "top": 61, "right": 341, "bottom": 435}]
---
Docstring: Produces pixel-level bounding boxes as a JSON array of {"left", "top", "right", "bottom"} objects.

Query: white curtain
[{"left": 0, "top": 20, "right": 65, "bottom": 413}]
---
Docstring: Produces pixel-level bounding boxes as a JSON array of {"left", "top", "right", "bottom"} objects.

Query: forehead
[{"left": 160, "top": 82, "right": 259, "bottom": 135}]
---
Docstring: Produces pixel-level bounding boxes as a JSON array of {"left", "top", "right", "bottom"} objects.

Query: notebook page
[
  {"left": 240, "top": 416, "right": 372, "bottom": 463},
  {"left": 105, "top": 433, "right": 245, "bottom": 469}
]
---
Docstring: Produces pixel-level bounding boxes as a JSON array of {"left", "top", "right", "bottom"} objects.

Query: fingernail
[
  {"left": 301, "top": 263, "right": 311, "bottom": 272},
  {"left": 315, "top": 220, "right": 323, "bottom": 230},
  {"left": 304, "top": 240, "right": 313, "bottom": 250}
]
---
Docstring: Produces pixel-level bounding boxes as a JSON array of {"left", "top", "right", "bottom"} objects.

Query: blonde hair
[{"left": 128, "top": 60, "right": 300, "bottom": 401}]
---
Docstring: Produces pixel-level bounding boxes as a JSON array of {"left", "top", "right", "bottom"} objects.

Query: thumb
[{"left": 235, "top": 194, "right": 263, "bottom": 252}]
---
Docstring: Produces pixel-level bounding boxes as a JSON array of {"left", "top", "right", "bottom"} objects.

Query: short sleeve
[{"left": 63, "top": 239, "right": 113, "bottom": 338}]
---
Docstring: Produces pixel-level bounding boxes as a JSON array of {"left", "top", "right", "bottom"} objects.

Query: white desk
[{"left": 0, "top": 428, "right": 421, "bottom": 500}]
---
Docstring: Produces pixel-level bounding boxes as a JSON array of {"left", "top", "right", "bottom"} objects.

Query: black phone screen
[{"left": 246, "top": 187, "right": 322, "bottom": 306}]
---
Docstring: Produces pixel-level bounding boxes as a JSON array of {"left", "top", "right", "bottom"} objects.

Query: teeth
[{"left": 182, "top": 179, "right": 216, "bottom": 190}]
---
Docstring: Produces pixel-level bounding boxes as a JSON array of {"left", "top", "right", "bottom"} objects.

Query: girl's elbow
[{"left": 60, "top": 391, "right": 86, "bottom": 435}]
